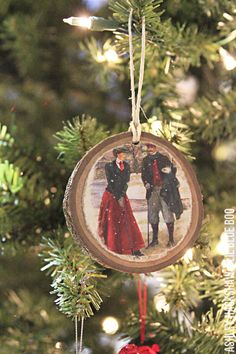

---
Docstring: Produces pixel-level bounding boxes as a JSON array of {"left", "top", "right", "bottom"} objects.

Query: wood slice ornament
[{"left": 63, "top": 131, "right": 204, "bottom": 273}]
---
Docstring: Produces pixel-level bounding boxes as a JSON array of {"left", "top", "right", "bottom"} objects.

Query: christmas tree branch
[{"left": 40, "top": 235, "right": 106, "bottom": 320}]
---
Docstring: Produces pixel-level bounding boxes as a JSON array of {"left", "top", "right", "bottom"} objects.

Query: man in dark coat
[{"left": 141, "top": 143, "right": 183, "bottom": 247}]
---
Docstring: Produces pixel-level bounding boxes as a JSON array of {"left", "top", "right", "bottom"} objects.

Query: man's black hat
[{"left": 113, "top": 146, "right": 129, "bottom": 157}]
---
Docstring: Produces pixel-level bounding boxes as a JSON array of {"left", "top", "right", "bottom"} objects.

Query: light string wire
[
  {"left": 128, "top": 9, "right": 146, "bottom": 144},
  {"left": 75, "top": 315, "right": 85, "bottom": 354}
]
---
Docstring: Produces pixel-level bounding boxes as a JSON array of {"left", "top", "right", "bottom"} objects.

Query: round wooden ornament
[{"left": 63, "top": 131, "right": 204, "bottom": 273}]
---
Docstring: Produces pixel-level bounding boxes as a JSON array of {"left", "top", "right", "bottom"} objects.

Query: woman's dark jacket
[{"left": 105, "top": 160, "right": 130, "bottom": 200}]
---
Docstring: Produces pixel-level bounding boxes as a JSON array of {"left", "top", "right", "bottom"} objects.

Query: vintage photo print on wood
[{"left": 63, "top": 132, "right": 204, "bottom": 273}]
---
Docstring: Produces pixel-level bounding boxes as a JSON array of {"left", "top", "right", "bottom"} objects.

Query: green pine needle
[
  {"left": 40, "top": 236, "right": 106, "bottom": 320},
  {"left": 54, "top": 115, "right": 109, "bottom": 169}
]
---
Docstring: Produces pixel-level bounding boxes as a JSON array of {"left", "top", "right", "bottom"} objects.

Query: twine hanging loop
[
  {"left": 75, "top": 316, "right": 85, "bottom": 354},
  {"left": 128, "top": 9, "right": 146, "bottom": 144}
]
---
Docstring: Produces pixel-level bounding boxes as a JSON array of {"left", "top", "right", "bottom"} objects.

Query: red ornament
[
  {"left": 119, "top": 343, "right": 160, "bottom": 354},
  {"left": 119, "top": 344, "right": 137, "bottom": 354},
  {"left": 152, "top": 344, "right": 161, "bottom": 352}
]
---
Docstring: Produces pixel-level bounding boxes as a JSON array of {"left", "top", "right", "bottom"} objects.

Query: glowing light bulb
[
  {"left": 219, "top": 47, "right": 236, "bottom": 71},
  {"left": 96, "top": 52, "right": 106, "bottom": 63},
  {"left": 102, "top": 316, "right": 119, "bottom": 334},
  {"left": 213, "top": 143, "right": 232, "bottom": 161},
  {"left": 223, "top": 13, "right": 234, "bottom": 21},
  {"left": 40, "top": 309, "right": 49, "bottom": 320},
  {"left": 63, "top": 16, "right": 118, "bottom": 32},
  {"left": 44, "top": 197, "right": 51, "bottom": 205},
  {"left": 104, "top": 49, "right": 119, "bottom": 63},
  {"left": 220, "top": 232, "right": 228, "bottom": 243},
  {"left": 63, "top": 17, "right": 92, "bottom": 29},
  {"left": 215, "top": 140, "right": 236, "bottom": 162},
  {"left": 216, "top": 240, "right": 228, "bottom": 255},
  {"left": 154, "top": 294, "right": 169, "bottom": 312},
  {"left": 183, "top": 248, "right": 193, "bottom": 263},
  {"left": 55, "top": 342, "right": 63, "bottom": 349},
  {"left": 151, "top": 119, "right": 162, "bottom": 132}
]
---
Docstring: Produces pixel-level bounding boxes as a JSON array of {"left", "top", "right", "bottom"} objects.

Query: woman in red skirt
[{"left": 98, "top": 147, "right": 145, "bottom": 256}]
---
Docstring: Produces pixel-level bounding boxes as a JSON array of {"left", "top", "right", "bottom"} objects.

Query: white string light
[
  {"left": 63, "top": 16, "right": 118, "bottom": 31},
  {"left": 219, "top": 47, "right": 236, "bottom": 71},
  {"left": 104, "top": 49, "right": 119, "bottom": 63},
  {"left": 96, "top": 48, "right": 120, "bottom": 64},
  {"left": 63, "top": 17, "right": 92, "bottom": 29},
  {"left": 102, "top": 316, "right": 119, "bottom": 334},
  {"left": 151, "top": 119, "right": 162, "bottom": 133},
  {"left": 154, "top": 294, "right": 169, "bottom": 312},
  {"left": 216, "top": 232, "right": 229, "bottom": 255},
  {"left": 183, "top": 248, "right": 193, "bottom": 263},
  {"left": 55, "top": 342, "right": 63, "bottom": 349}
]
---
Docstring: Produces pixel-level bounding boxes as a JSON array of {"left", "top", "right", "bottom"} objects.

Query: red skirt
[{"left": 98, "top": 190, "right": 145, "bottom": 254}]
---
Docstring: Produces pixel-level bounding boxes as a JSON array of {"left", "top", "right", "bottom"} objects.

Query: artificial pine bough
[{"left": 40, "top": 236, "right": 106, "bottom": 320}]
